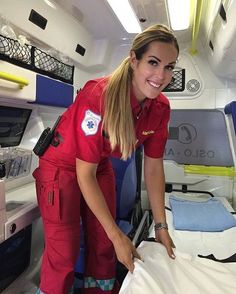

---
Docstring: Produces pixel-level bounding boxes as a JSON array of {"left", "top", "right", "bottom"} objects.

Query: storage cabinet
[
  {"left": 35, "top": 74, "right": 73, "bottom": 107},
  {"left": 0, "top": 61, "right": 36, "bottom": 102}
]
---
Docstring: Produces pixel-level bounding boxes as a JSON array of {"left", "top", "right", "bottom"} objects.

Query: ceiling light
[
  {"left": 167, "top": 0, "right": 190, "bottom": 30},
  {"left": 106, "top": 0, "right": 142, "bottom": 33},
  {"left": 43, "top": 0, "right": 56, "bottom": 9}
]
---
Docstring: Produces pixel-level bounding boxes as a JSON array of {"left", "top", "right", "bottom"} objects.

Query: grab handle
[{"left": 0, "top": 71, "right": 29, "bottom": 89}]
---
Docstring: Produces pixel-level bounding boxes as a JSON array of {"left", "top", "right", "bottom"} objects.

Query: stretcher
[{"left": 120, "top": 193, "right": 236, "bottom": 294}]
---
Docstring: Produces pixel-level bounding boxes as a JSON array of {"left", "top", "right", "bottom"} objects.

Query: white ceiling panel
[{"left": 52, "top": 0, "right": 196, "bottom": 45}]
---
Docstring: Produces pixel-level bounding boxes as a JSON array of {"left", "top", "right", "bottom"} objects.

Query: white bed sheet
[
  {"left": 120, "top": 196, "right": 236, "bottom": 294},
  {"left": 120, "top": 242, "right": 236, "bottom": 294}
]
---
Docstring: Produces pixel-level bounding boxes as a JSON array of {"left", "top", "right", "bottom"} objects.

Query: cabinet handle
[{"left": 0, "top": 71, "right": 29, "bottom": 89}]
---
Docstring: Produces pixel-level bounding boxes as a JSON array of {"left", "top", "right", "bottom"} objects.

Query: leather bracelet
[{"left": 154, "top": 222, "right": 168, "bottom": 230}]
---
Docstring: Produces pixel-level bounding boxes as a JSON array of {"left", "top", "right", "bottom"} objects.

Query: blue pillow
[{"left": 169, "top": 195, "right": 236, "bottom": 232}]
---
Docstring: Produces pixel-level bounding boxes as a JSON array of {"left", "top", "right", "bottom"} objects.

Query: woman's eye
[
  {"left": 148, "top": 59, "right": 158, "bottom": 66},
  {"left": 166, "top": 65, "right": 175, "bottom": 71}
]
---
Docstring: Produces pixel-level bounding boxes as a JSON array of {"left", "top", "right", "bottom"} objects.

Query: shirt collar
[{"left": 130, "top": 88, "right": 153, "bottom": 116}]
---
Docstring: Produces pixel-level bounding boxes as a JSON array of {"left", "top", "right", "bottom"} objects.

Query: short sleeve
[
  {"left": 56, "top": 80, "right": 105, "bottom": 164},
  {"left": 74, "top": 106, "right": 103, "bottom": 163}
]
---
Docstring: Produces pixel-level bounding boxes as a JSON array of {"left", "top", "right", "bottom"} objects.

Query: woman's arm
[
  {"left": 76, "top": 158, "right": 140, "bottom": 272},
  {"left": 144, "top": 155, "right": 175, "bottom": 258}
]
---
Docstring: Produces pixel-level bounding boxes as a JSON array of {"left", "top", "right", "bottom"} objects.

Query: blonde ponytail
[{"left": 103, "top": 57, "right": 136, "bottom": 160}]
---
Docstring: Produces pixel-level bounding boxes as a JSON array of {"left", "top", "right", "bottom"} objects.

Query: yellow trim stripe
[{"left": 184, "top": 165, "right": 236, "bottom": 177}]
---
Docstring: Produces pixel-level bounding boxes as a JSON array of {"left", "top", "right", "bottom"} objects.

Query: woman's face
[{"left": 130, "top": 41, "right": 178, "bottom": 102}]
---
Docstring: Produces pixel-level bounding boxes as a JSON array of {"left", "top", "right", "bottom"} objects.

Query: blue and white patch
[{"left": 81, "top": 109, "right": 101, "bottom": 136}]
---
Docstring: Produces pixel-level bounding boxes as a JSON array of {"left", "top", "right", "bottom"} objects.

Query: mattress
[{"left": 120, "top": 195, "right": 236, "bottom": 294}]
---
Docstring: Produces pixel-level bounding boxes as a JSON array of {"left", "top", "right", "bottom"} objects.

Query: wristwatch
[{"left": 154, "top": 222, "right": 168, "bottom": 231}]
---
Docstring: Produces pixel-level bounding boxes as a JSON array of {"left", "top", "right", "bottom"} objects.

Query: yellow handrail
[
  {"left": 0, "top": 71, "right": 29, "bottom": 89},
  {"left": 189, "top": 0, "right": 204, "bottom": 55}
]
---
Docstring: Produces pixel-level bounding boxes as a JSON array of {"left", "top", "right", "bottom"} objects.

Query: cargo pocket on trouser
[
  {"left": 33, "top": 166, "right": 81, "bottom": 294},
  {"left": 33, "top": 167, "right": 61, "bottom": 223},
  {"left": 41, "top": 180, "right": 60, "bottom": 222}
]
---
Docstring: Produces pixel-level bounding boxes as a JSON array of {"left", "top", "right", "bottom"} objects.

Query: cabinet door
[
  {"left": 0, "top": 61, "right": 36, "bottom": 102},
  {"left": 36, "top": 74, "right": 73, "bottom": 107}
]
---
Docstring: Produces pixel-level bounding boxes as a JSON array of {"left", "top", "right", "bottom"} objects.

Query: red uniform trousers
[{"left": 33, "top": 158, "right": 119, "bottom": 294}]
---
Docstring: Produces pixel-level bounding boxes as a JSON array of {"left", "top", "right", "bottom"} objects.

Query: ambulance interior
[{"left": 0, "top": 0, "right": 236, "bottom": 293}]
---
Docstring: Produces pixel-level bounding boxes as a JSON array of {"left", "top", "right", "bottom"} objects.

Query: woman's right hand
[{"left": 112, "top": 230, "right": 141, "bottom": 273}]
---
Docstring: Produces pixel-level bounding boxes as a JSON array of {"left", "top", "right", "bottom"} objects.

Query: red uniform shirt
[{"left": 42, "top": 77, "right": 170, "bottom": 168}]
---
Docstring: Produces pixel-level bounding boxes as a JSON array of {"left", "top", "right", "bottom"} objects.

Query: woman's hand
[
  {"left": 155, "top": 228, "right": 176, "bottom": 259},
  {"left": 112, "top": 230, "right": 141, "bottom": 273}
]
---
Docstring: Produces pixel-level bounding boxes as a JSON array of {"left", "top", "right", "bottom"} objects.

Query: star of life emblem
[{"left": 81, "top": 109, "right": 101, "bottom": 136}]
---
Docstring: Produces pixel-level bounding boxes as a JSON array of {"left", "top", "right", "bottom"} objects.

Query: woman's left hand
[{"left": 155, "top": 229, "right": 176, "bottom": 259}]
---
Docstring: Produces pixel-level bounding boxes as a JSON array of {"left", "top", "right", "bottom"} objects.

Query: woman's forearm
[
  {"left": 146, "top": 173, "right": 166, "bottom": 223},
  {"left": 144, "top": 156, "right": 166, "bottom": 224}
]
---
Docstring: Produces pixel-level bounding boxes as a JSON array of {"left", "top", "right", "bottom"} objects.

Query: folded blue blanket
[{"left": 169, "top": 195, "right": 236, "bottom": 232}]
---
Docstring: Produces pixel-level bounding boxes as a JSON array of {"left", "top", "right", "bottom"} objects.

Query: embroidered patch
[{"left": 81, "top": 110, "right": 101, "bottom": 136}]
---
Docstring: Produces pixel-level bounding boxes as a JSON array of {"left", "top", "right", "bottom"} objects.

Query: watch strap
[{"left": 154, "top": 222, "right": 168, "bottom": 230}]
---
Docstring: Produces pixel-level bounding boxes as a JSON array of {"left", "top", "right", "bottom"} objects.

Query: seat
[
  {"left": 224, "top": 101, "right": 236, "bottom": 166},
  {"left": 224, "top": 101, "right": 236, "bottom": 209},
  {"left": 110, "top": 152, "right": 137, "bottom": 235},
  {"left": 224, "top": 101, "right": 236, "bottom": 134}
]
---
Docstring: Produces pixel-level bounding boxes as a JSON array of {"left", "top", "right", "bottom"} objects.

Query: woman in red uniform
[{"left": 33, "top": 24, "right": 179, "bottom": 294}]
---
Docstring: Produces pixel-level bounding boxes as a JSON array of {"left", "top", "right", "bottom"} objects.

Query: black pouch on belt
[{"left": 33, "top": 116, "right": 61, "bottom": 157}]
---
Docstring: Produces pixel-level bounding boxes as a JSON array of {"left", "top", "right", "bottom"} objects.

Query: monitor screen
[{"left": 0, "top": 105, "right": 32, "bottom": 147}]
